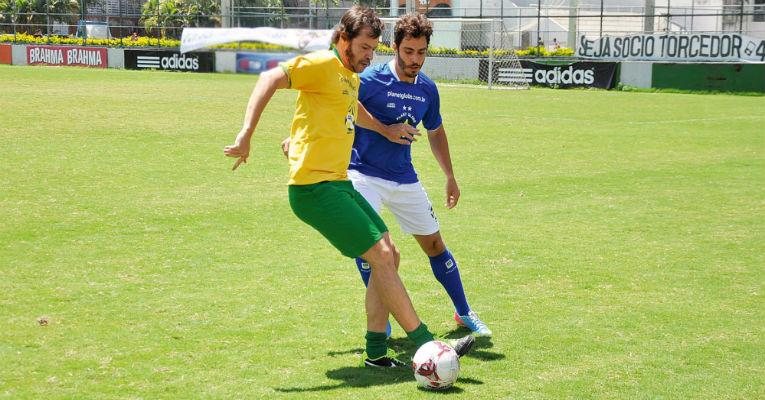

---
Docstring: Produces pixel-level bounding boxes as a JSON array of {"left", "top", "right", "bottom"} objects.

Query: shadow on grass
[
  {"left": 274, "top": 363, "right": 412, "bottom": 393},
  {"left": 274, "top": 332, "right": 497, "bottom": 393},
  {"left": 275, "top": 365, "right": 478, "bottom": 393},
  {"left": 388, "top": 330, "right": 504, "bottom": 362}
]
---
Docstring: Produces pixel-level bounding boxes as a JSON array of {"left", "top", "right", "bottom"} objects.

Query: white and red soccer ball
[{"left": 412, "top": 340, "right": 460, "bottom": 390}]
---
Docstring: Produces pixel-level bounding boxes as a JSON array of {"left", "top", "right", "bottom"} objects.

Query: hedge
[{"left": 1, "top": 33, "right": 575, "bottom": 58}]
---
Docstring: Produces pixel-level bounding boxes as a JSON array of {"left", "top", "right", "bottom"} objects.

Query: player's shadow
[
  {"left": 275, "top": 364, "right": 474, "bottom": 394},
  {"left": 276, "top": 347, "right": 409, "bottom": 393},
  {"left": 387, "top": 329, "right": 504, "bottom": 363},
  {"left": 274, "top": 363, "right": 417, "bottom": 393},
  {"left": 438, "top": 328, "right": 506, "bottom": 362},
  {"left": 275, "top": 332, "right": 498, "bottom": 393}
]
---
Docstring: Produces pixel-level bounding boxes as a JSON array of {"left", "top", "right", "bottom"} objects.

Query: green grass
[{"left": 0, "top": 65, "right": 763, "bottom": 399}]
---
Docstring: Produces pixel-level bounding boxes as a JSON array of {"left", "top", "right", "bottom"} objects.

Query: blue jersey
[{"left": 349, "top": 60, "right": 443, "bottom": 184}]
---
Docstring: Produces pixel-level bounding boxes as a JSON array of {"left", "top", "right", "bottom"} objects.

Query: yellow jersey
[{"left": 280, "top": 49, "right": 359, "bottom": 185}]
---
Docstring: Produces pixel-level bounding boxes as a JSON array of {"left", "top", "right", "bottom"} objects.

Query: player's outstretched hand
[
  {"left": 224, "top": 132, "right": 251, "bottom": 171},
  {"left": 382, "top": 122, "right": 421, "bottom": 145}
]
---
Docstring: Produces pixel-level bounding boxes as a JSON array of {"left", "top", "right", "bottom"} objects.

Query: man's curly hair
[
  {"left": 394, "top": 13, "right": 433, "bottom": 47},
  {"left": 331, "top": 5, "right": 384, "bottom": 44}
]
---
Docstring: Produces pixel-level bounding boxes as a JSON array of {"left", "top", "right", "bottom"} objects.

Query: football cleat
[
  {"left": 449, "top": 334, "right": 475, "bottom": 358},
  {"left": 364, "top": 356, "right": 407, "bottom": 368},
  {"left": 454, "top": 311, "right": 492, "bottom": 337}
]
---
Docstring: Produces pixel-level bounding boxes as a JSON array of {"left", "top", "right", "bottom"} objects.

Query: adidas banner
[
  {"left": 480, "top": 59, "right": 617, "bottom": 89},
  {"left": 125, "top": 50, "right": 214, "bottom": 72}
]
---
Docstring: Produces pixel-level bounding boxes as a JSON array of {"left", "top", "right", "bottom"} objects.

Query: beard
[
  {"left": 396, "top": 53, "right": 420, "bottom": 80},
  {"left": 345, "top": 46, "right": 370, "bottom": 73}
]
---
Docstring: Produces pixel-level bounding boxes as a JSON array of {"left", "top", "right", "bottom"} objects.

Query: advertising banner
[
  {"left": 124, "top": 50, "right": 214, "bottom": 72},
  {"left": 180, "top": 27, "right": 331, "bottom": 54},
  {"left": 0, "top": 44, "right": 11, "bottom": 64},
  {"left": 26, "top": 45, "right": 107, "bottom": 67},
  {"left": 480, "top": 59, "right": 617, "bottom": 89},
  {"left": 578, "top": 33, "right": 765, "bottom": 63},
  {"left": 236, "top": 52, "right": 296, "bottom": 74}
]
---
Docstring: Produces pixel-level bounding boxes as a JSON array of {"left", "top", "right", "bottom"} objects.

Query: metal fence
[{"left": 1, "top": 2, "right": 763, "bottom": 48}]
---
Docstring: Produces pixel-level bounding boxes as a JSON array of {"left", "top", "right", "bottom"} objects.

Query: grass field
[{"left": 0, "top": 64, "right": 763, "bottom": 399}]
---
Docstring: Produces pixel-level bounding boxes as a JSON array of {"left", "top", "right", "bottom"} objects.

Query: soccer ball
[{"left": 412, "top": 340, "right": 460, "bottom": 390}]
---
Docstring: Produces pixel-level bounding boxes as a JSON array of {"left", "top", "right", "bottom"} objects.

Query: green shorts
[{"left": 288, "top": 180, "right": 388, "bottom": 258}]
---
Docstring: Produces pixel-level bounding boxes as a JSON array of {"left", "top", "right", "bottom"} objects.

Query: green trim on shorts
[{"left": 288, "top": 180, "right": 387, "bottom": 258}]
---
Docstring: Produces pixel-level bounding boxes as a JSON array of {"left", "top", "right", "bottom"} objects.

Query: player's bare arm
[
  {"left": 357, "top": 101, "right": 421, "bottom": 145},
  {"left": 427, "top": 124, "right": 460, "bottom": 209},
  {"left": 224, "top": 67, "right": 290, "bottom": 170}
]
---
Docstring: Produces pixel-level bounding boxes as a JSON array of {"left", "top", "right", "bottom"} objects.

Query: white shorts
[{"left": 347, "top": 169, "right": 440, "bottom": 235}]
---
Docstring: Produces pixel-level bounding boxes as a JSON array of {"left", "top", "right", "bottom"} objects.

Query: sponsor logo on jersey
[{"left": 386, "top": 91, "right": 426, "bottom": 103}]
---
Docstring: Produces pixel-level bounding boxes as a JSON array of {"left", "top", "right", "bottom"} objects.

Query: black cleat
[
  {"left": 450, "top": 335, "right": 475, "bottom": 358},
  {"left": 364, "top": 356, "right": 407, "bottom": 368}
]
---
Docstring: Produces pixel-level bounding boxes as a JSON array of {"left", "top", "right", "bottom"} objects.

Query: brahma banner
[
  {"left": 26, "top": 45, "right": 107, "bottom": 67},
  {"left": 578, "top": 33, "right": 765, "bottom": 63}
]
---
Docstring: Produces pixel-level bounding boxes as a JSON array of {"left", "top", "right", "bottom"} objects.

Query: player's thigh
[
  {"left": 288, "top": 181, "right": 387, "bottom": 258},
  {"left": 385, "top": 181, "right": 440, "bottom": 235}
]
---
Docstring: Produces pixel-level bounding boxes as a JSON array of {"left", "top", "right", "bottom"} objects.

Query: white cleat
[{"left": 454, "top": 311, "right": 492, "bottom": 337}]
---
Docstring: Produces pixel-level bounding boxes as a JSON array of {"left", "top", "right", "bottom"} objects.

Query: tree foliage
[
  {"left": 0, "top": 0, "right": 79, "bottom": 28},
  {"left": 141, "top": 0, "right": 220, "bottom": 38}
]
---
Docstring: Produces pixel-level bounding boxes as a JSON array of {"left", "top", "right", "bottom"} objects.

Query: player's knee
[
  {"left": 364, "top": 240, "right": 396, "bottom": 271},
  {"left": 421, "top": 236, "right": 446, "bottom": 256}
]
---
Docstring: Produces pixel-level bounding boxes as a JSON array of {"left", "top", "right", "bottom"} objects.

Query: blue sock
[
  {"left": 429, "top": 249, "right": 470, "bottom": 316},
  {"left": 355, "top": 257, "right": 371, "bottom": 287}
]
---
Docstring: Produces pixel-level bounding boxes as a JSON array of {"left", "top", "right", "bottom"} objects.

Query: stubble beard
[
  {"left": 396, "top": 53, "right": 419, "bottom": 80},
  {"left": 345, "top": 46, "right": 369, "bottom": 73}
]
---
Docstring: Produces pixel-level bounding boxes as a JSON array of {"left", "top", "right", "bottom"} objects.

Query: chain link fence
[{"left": 1, "top": 1, "right": 763, "bottom": 47}]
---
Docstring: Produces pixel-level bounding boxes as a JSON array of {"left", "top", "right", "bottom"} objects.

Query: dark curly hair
[
  {"left": 394, "top": 13, "right": 433, "bottom": 47},
  {"left": 331, "top": 5, "right": 384, "bottom": 44}
]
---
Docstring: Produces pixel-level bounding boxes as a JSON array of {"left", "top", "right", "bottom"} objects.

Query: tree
[
  {"left": 46, "top": 0, "right": 79, "bottom": 25},
  {"left": 141, "top": 0, "right": 221, "bottom": 38},
  {"left": 0, "top": 0, "right": 78, "bottom": 31}
]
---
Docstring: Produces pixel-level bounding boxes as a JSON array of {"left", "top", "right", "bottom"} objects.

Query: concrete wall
[
  {"left": 12, "top": 45, "right": 26, "bottom": 65},
  {"left": 372, "top": 54, "right": 480, "bottom": 81},
  {"left": 216, "top": 51, "right": 237, "bottom": 73},
  {"left": 619, "top": 62, "right": 653, "bottom": 89},
  {"left": 107, "top": 48, "right": 124, "bottom": 69}
]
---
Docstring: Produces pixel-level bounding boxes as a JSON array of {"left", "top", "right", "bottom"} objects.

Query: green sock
[
  {"left": 406, "top": 322, "right": 435, "bottom": 348},
  {"left": 365, "top": 331, "right": 388, "bottom": 360}
]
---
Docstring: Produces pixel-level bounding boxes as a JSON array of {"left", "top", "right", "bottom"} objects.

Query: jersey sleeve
[
  {"left": 422, "top": 85, "right": 443, "bottom": 131},
  {"left": 358, "top": 74, "right": 375, "bottom": 103},
  {"left": 279, "top": 54, "right": 323, "bottom": 92}
]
